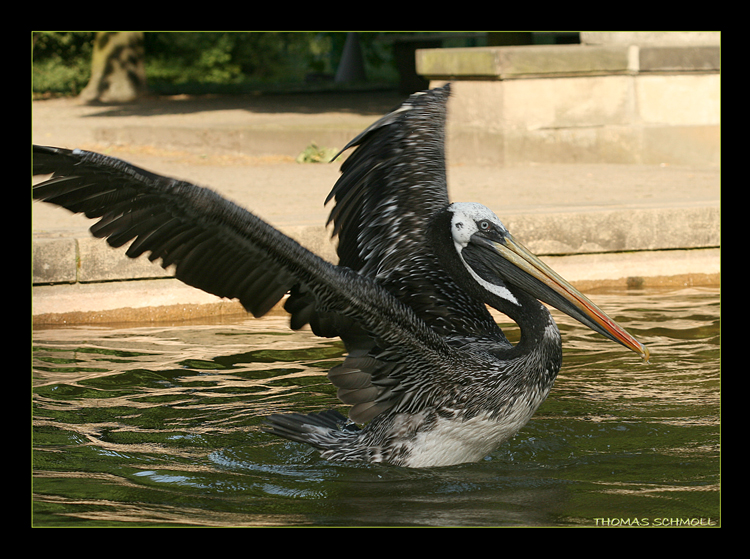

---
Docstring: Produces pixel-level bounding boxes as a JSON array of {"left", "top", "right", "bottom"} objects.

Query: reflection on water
[{"left": 32, "top": 287, "right": 720, "bottom": 527}]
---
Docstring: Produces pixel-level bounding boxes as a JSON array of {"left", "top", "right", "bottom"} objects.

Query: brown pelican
[{"left": 32, "top": 84, "right": 648, "bottom": 468}]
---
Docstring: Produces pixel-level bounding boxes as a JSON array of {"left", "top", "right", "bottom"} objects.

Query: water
[{"left": 32, "top": 287, "right": 720, "bottom": 527}]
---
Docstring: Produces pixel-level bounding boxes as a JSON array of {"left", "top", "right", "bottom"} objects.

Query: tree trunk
[{"left": 79, "top": 32, "right": 147, "bottom": 103}]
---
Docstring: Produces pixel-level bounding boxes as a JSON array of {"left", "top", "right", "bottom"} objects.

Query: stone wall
[{"left": 416, "top": 34, "right": 720, "bottom": 166}]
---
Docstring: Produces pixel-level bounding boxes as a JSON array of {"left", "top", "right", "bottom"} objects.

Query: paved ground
[{"left": 31, "top": 91, "right": 720, "bottom": 324}]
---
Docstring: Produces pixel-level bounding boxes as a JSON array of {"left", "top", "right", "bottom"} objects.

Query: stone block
[
  {"left": 641, "top": 125, "right": 721, "bottom": 166},
  {"left": 503, "top": 75, "right": 634, "bottom": 130},
  {"left": 636, "top": 74, "right": 720, "bottom": 125},
  {"left": 77, "top": 236, "right": 174, "bottom": 282},
  {"left": 417, "top": 44, "right": 633, "bottom": 79},
  {"left": 503, "top": 126, "right": 642, "bottom": 165},
  {"left": 639, "top": 46, "right": 721, "bottom": 72},
  {"left": 33, "top": 236, "right": 77, "bottom": 284},
  {"left": 504, "top": 205, "right": 720, "bottom": 255}
]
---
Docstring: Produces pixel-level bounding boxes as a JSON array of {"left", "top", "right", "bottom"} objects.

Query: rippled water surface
[{"left": 32, "top": 287, "right": 720, "bottom": 527}]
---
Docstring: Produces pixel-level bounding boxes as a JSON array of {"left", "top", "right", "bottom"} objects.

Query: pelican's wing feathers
[
  {"left": 325, "top": 84, "right": 501, "bottom": 340},
  {"left": 33, "top": 145, "right": 299, "bottom": 318},
  {"left": 32, "top": 144, "right": 455, "bottom": 423},
  {"left": 328, "top": 85, "right": 451, "bottom": 275}
]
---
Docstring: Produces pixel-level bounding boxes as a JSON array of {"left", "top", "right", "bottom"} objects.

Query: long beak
[{"left": 491, "top": 234, "right": 650, "bottom": 362}]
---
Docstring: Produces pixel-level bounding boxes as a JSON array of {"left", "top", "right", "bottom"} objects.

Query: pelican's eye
[{"left": 478, "top": 220, "right": 492, "bottom": 232}]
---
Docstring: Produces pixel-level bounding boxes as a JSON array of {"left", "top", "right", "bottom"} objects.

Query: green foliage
[
  {"left": 295, "top": 143, "right": 339, "bottom": 164},
  {"left": 32, "top": 32, "right": 95, "bottom": 96},
  {"left": 144, "top": 33, "right": 257, "bottom": 85},
  {"left": 33, "top": 32, "right": 400, "bottom": 97}
]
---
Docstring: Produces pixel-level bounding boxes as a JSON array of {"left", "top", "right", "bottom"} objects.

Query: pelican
[{"left": 32, "top": 84, "right": 648, "bottom": 468}]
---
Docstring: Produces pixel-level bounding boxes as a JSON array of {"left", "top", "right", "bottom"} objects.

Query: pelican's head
[{"left": 447, "top": 202, "right": 649, "bottom": 361}]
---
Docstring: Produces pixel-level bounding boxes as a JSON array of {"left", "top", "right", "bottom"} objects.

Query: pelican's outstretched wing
[
  {"left": 34, "top": 145, "right": 299, "bottom": 317},
  {"left": 33, "top": 144, "right": 453, "bottom": 424}
]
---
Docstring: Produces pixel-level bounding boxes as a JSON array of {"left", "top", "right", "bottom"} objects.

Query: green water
[{"left": 32, "top": 287, "right": 720, "bottom": 527}]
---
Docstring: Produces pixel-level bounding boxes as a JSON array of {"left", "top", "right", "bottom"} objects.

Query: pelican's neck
[{"left": 488, "top": 286, "right": 562, "bottom": 363}]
